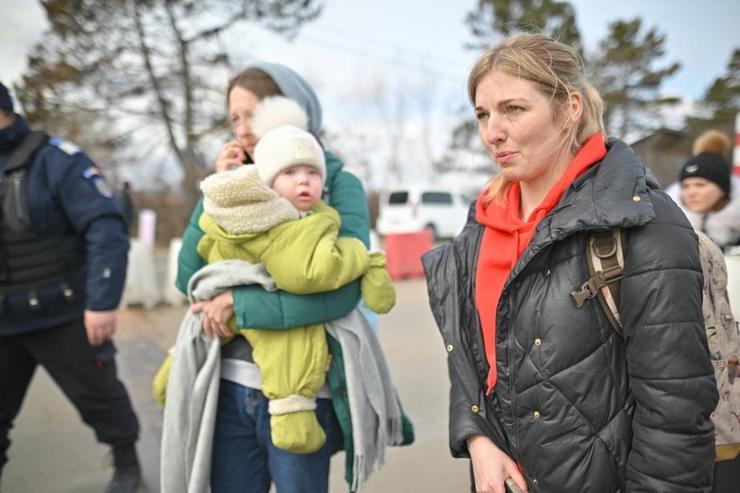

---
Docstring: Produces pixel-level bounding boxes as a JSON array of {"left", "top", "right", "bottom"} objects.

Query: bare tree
[{"left": 16, "top": 0, "right": 324, "bottom": 205}]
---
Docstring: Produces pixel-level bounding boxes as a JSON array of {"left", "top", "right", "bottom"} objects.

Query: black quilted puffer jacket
[{"left": 423, "top": 140, "right": 718, "bottom": 492}]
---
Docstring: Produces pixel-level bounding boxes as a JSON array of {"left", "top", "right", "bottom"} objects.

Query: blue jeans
[{"left": 211, "top": 380, "right": 343, "bottom": 493}]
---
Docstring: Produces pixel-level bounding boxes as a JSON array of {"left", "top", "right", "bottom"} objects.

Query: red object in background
[{"left": 385, "top": 230, "right": 434, "bottom": 281}]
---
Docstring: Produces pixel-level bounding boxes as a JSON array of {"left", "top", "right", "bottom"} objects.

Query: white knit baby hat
[{"left": 252, "top": 96, "right": 326, "bottom": 186}]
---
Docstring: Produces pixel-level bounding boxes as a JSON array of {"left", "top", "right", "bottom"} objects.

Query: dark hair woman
[{"left": 173, "top": 62, "right": 413, "bottom": 493}]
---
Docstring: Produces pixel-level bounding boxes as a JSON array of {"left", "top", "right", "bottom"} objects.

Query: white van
[{"left": 376, "top": 187, "right": 471, "bottom": 239}]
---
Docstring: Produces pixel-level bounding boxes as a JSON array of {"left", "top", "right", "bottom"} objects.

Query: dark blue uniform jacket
[{"left": 0, "top": 115, "right": 128, "bottom": 334}]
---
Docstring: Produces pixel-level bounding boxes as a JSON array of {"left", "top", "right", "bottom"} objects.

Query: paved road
[{"left": 2, "top": 278, "right": 469, "bottom": 493}]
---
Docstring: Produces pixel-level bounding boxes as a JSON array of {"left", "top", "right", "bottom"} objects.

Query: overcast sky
[
  {"left": 3, "top": 0, "right": 738, "bottom": 99},
  {"left": 1, "top": 0, "right": 738, "bottom": 188}
]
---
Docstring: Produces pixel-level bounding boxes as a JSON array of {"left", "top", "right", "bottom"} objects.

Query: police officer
[{"left": 0, "top": 83, "right": 141, "bottom": 492}]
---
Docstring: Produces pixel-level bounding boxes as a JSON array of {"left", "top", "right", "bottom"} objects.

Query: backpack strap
[
  {"left": 570, "top": 228, "right": 626, "bottom": 337},
  {"left": 3, "top": 131, "right": 48, "bottom": 174}
]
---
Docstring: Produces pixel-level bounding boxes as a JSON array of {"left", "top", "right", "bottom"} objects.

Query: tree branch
[
  {"left": 131, "top": 0, "right": 185, "bottom": 165},
  {"left": 163, "top": 1, "right": 195, "bottom": 142}
]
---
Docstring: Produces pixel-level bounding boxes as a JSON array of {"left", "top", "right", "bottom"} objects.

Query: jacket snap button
[
  {"left": 544, "top": 268, "right": 551, "bottom": 277},
  {"left": 471, "top": 405, "right": 480, "bottom": 413},
  {"left": 532, "top": 478, "right": 538, "bottom": 485},
  {"left": 632, "top": 195, "right": 641, "bottom": 202},
  {"left": 446, "top": 344, "right": 454, "bottom": 352},
  {"left": 534, "top": 338, "right": 542, "bottom": 346},
  {"left": 533, "top": 410, "right": 540, "bottom": 419}
]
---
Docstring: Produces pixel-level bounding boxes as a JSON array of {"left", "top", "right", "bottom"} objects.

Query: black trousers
[
  {"left": 0, "top": 318, "right": 140, "bottom": 470},
  {"left": 713, "top": 455, "right": 740, "bottom": 493}
]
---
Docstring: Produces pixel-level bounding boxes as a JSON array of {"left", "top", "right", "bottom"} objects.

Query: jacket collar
[
  {"left": 494, "top": 139, "right": 658, "bottom": 285},
  {"left": 0, "top": 115, "right": 31, "bottom": 171},
  {"left": 533, "top": 139, "right": 657, "bottom": 245},
  {"left": 0, "top": 114, "right": 29, "bottom": 150},
  {"left": 457, "top": 139, "right": 659, "bottom": 282}
]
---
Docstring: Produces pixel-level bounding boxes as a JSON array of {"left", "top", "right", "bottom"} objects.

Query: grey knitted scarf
[
  {"left": 325, "top": 310, "right": 405, "bottom": 492},
  {"left": 160, "top": 260, "right": 276, "bottom": 493}
]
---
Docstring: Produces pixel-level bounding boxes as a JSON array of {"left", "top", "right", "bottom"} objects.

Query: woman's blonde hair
[{"left": 469, "top": 33, "right": 606, "bottom": 204}]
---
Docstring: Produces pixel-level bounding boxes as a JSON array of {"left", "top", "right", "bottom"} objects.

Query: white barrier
[
  {"left": 137, "top": 209, "right": 157, "bottom": 246},
  {"left": 120, "top": 238, "right": 160, "bottom": 309},
  {"left": 726, "top": 255, "right": 740, "bottom": 321},
  {"left": 163, "top": 237, "right": 188, "bottom": 306}
]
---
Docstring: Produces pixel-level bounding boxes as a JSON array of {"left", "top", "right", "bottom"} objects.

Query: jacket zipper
[
  {"left": 499, "top": 247, "right": 549, "bottom": 466},
  {"left": 506, "top": 294, "right": 523, "bottom": 463}
]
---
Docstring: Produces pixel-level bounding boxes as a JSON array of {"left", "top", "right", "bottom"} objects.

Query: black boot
[{"left": 105, "top": 444, "right": 142, "bottom": 493}]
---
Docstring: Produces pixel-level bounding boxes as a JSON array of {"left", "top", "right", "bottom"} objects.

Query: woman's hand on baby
[
  {"left": 468, "top": 435, "right": 528, "bottom": 493},
  {"left": 191, "top": 290, "right": 235, "bottom": 338},
  {"left": 215, "top": 140, "right": 247, "bottom": 172}
]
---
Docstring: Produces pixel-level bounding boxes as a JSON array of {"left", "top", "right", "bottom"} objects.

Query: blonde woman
[{"left": 424, "top": 34, "right": 718, "bottom": 493}]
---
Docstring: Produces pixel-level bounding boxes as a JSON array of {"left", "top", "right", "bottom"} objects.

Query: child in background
[{"left": 155, "top": 97, "right": 395, "bottom": 455}]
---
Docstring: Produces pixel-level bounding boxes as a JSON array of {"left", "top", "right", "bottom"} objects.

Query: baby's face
[{"left": 272, "top": 165, "right": 323, "bottom": 211}]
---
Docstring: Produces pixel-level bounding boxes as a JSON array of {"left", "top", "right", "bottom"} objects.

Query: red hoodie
[{"left": 475, "top": 133, "right": 607, "bottom": 393}]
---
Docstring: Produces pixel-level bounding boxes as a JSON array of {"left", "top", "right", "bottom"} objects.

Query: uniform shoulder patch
[
  {"left": 82, "top": 166, "right": 114, "bottom": 198},
  {"left": 49, "top": 136, "right": 81, "bottom": 156},
  {"left": 82, "top": 166, "right": 102, "bottom": 179}
]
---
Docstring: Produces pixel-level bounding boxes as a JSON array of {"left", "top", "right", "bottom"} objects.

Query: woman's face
[
  {"left": 681, "top": 177, "right": 725, "bottom": 213},
  {"left": 475, "top": 71, "right": 575, "bottom": 189},
  {"left": 228, "top": 86, "right": 261, "bottom": 158}
]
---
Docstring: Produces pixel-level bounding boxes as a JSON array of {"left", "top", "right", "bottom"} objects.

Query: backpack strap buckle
[{"left": 571, "top": 272, "right": 607, "bottom": 307}]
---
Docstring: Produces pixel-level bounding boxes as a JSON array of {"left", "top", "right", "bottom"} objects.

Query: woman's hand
[
  {"left": 191, "top": 290, "right": 235, "bottom": 338},
  {"left": 215, "top": 140, "right": 247, "bottom": 172},
  {"left": 468, "top": 435, "right": 528, "bottom": 493}
]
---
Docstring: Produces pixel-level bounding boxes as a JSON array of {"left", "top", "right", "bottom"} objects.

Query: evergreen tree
[
  {"left": 465, "top": 0, "right": 581, "bottom": 50},
  {"left": 589, "top": 17, "right": 681, "bottom": 139},
  {"left": 685, "top": 49, "right": 740, "bottom": 139}
]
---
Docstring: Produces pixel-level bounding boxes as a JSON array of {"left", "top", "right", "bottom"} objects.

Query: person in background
[
  {"left": 666, "top": 130, "right": 740, "bottom": 492},
  {"left": 115, "top": 181, "right": 135, "bottom": 233},
  {"left": 423, "top": 34, "right": 717, "bottom": 493},
  {"left": 667, "top": 130, "right": 740, "bottom": 251},
  {"left": 175, "top": 63, "right": 412, "bottom": 493},
  {"left": 693, "top": 231, "right": 740, "bottom": 493},
  {"left": 0, "top": 82, "right": 141, "bottom": 493}
]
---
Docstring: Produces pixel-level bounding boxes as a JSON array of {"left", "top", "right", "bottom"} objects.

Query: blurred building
[{"left": 630, "top": 128, "right": 691, "bottom": 189}]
